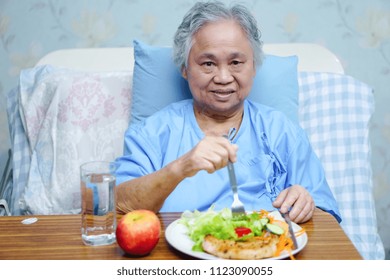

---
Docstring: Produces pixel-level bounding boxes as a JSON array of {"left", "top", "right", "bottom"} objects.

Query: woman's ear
[{"left": 181, "top": 66, "right": 188, "bottom": 80}]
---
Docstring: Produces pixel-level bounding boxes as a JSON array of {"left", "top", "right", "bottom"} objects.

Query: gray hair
[{"left": 173, "top": 1, "right": 263, "bottom": 70}]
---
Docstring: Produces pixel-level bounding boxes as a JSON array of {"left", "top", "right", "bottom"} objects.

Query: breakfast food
[
  {"left": 179, "top": 207, "right": 296, "bottom": 260},
  {"left": 202, "top": 233, "right": 280, "bottom": 259}
]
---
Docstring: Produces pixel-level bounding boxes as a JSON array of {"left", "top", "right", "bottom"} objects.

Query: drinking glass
[{"left": 80, "top": 161, "right": 117, "bottom": 246}]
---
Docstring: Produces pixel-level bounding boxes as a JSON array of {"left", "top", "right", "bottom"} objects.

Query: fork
[
  {"left": 226, "top": 161, "right": 246, "bottom": 215},
  {"left": 224, "top": 128, "right": 246, "bottom": 216}
]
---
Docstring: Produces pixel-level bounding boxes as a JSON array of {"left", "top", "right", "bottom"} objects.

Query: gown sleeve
[{"left": 114, "top": 124, "right": 161, "bottom": 185}]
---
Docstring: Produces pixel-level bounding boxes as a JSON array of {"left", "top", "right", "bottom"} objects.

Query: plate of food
[{"left": 165, "top": 208, "right": 308, "bottom": 260}]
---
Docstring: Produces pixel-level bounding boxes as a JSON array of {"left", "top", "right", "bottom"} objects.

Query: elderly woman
[{"left": 115, "top": 1, "right": 341, "bottom": 224}]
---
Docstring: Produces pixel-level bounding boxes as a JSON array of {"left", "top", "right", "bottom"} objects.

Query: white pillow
[{"left": 18, "top": 65, "right": 132, "bottom": 214}]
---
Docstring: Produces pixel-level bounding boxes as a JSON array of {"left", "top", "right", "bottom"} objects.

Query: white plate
[{"left": 165, "top": 213, "right": 308, "bottom": 260}]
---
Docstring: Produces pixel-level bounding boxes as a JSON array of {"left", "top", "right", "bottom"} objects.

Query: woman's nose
[{"left": 213, "top": 66, "right": 234, "bottom": 84}]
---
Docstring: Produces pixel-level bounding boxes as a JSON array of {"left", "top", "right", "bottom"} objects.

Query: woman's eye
[{"left": 203, "top": 61, "right": 214, "bottom": 67}]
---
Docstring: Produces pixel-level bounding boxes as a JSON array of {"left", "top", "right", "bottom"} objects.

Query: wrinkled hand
[
  {"left": 176, "top": 136, "right": 238, "bottom": 178},
  {"left": 272, "top": 185, "right": 315, "bottom": 223}
]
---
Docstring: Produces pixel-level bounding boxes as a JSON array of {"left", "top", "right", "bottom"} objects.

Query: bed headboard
[{"left": 36, "top": 43, "right": 344, "bottom": 74}]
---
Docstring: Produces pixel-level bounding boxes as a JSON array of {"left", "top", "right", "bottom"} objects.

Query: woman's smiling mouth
[{"left": 212, "top": 90, "right": 235, "bottom": 99}]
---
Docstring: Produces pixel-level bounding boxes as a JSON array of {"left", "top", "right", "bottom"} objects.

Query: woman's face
[{"left": 182, "top": 19, "right": 256, "bottom": 119}]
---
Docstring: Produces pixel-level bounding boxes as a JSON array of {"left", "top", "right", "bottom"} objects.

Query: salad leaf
[
  {"left": 180, "top": 207, "right": 236, "bottom": 251},
  {"left": 179, "top": 207, "right": 275, "bottom": 252}
]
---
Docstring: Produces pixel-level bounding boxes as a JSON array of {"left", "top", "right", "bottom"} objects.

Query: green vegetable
[
  {"left": 179, "top": 207, "right": 235, "bottom": 251},
  {"left": 266, "top": 223, "right": 284, "bottom": 235},
  {"left": 179, "top": 206, "right": 272, "bottom": 252}
]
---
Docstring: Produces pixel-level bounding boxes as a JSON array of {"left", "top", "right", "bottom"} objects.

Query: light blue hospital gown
[{"left": 116, "top": 99, "right": 341, "bottom": 222}]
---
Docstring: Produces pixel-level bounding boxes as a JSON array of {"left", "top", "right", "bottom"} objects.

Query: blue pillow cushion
[{"left": 131, "top": 39, "right": 299, "bottom": 123}]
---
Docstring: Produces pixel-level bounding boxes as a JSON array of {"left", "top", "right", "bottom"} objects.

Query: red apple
[{"left": 116, "top": 209, "right": 161, "bottom": 256}]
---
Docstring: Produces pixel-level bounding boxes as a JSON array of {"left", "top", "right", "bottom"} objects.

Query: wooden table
[{"left": 0, "top": 209, "right": 361, "bottom": 260}]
